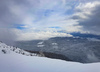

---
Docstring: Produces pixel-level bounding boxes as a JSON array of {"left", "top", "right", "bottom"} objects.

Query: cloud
[
  {"left": 15, "top": 29, "right": 72, "bottom": 41},
  {"left": 0, "top": 0, "right": 84, "bottom": 42},
  {"left": 0, "top": 28, "right": 17, "bottom": 45},
  {"left": 1, "top": 0, "right": 100, "bottom": 42},
  {"left": 0, "top": 0, "right": 39, "bottom": 43},
  {"left": 72, "top": 1, "right": 100, "bottom": 34}
]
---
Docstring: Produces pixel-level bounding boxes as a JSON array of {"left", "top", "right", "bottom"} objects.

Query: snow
[
  {"left": 37, "top": 44, "right": 45, "bottom": 47},
  {"left": 37, "top": 41, "right": 44, "bottom": 45},
  {"left": 87, "top": 38, "right": 100, "bottom": 41},
  {"left": 52, "top": 43, "right": 58, "bottom": 49},
  {"left": 37, "top": 41, "right": 45, "bottom": 47},
  {"left": 0, "top": 42, "right": 39, "bottom": 56},
  {"left": 51, "top": 43, "right": 58, "bottom": 45},
  {"left": 0, "top": 42, "right": 100, "bottom": 72}
]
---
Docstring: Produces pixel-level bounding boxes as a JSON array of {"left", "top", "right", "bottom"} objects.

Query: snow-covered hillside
[
  {"left": 0, "top": 42, "right": 100, "bottom": 72},
  {"left": 0, "top": 41, "right": 38, "bottom": 56}
]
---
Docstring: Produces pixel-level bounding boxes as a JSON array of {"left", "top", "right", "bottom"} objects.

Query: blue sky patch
[
  {"left": 49, "top": 26, "right": 61, "bottom": 29},
  {"left": 14, "top": 24, "right": 27, "bottom": 30}
]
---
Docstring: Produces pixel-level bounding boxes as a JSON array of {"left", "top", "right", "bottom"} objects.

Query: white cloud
[
  {"left": 73, "top": 1, "right": 100, "bottom": 19},
  {"left": 15, "top": 29, "right": 72, "bottom": 41},
  {"left": 1, "top": 0, "right": 100, "bottom": 42},
  {"left": 72, "top": 1, "right": 100, "bottom": 35}
]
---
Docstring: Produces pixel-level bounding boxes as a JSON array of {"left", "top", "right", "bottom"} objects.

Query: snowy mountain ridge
[{"left": 0, "top": 41, "right": 39, "bottom": 56}]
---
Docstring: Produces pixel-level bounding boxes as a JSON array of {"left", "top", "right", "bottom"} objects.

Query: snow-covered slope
[
  {"left": 0, "top": 41, "right": 38, "bottom": 56},
  {"left": 0, "top": 42, "right": 100, "bottom": 72}
]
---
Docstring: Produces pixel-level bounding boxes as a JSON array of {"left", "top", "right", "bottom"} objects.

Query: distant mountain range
[
  {"left": 70, "top": 32, "right": 100, "bottom": 39},
  {"left": 15, "top": 36, "right": 100, "bottom": 63}
]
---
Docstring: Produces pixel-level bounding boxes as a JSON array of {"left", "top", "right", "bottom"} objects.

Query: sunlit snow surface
[{"left": 0, "top": 42, "right": 100, "bottom": 72}]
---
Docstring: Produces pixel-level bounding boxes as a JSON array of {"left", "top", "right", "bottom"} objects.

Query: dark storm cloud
[
  {"left": 72, "top": 1, "right": 100, "bottom": 34},
  {"left": 80, "top": 6, "right": 100, "bottom": 33}
]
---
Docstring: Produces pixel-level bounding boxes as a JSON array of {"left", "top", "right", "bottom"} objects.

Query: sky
[{"left": 0, "top": 0, "right": 100, "bottom": 43}]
